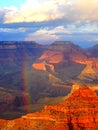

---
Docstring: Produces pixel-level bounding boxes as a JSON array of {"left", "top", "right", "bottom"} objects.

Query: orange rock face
[
  {"left": 32, "top": 50, "right": 64, "bottom": 71},
  {"left": 33, "top": 62, "right": 47, "bottom": 71},
  {"left": 32, "top": 62, "right": 55, "bottom": 71},
  {"left": 0, "top": 86, "right": 98, "bottom": 130},
  {"left": 39, "top": 50, "right": 64, "bottom": 64},
  {"left": 32, "top": 45, "right": 98, "bottom": 73},
  {"left": 73, "top": 57, "right": 98, "bottom": 69}
]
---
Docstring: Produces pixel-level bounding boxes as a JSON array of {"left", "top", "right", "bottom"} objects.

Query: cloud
[
  {"left": 94, "top": 38, "right": 98, "bottom": 41},
  {"left": 0, "top": 0, "right": 98, "bottom": 45},
  {"left": 25, "top": 26, "right": 71, "bottom": 43},
  {"left": 3, "top": 0, "right": 67, "bottom": 23},
  {"left": 0, "top": 8, "right": 7, "bottom": 23},
  {"left": 50, "top": 26, "right": 71, "bottom": 34},
  {"left": 70, "top": 0, "right": 98, "bottom": 23},
  {"left": 0, "top": 28, "right": 13, "bottom": 32},
  {"left": 88, "top": 36, "right": 98, "bottom": 42},
  {"left": 18, "top": 27, "right": 27, "bottom": 32},
  {"left": 66, "top": 23, "right": 98, "bottom": 34},
  {"left": 0, "top": 27, "right": 27, "bottom": 33},
  {"left": 1, "top": 0, "right": 98, "bottom": 24}
]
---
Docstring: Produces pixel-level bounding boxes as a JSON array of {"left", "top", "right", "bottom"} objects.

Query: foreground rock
[{"left": 0, "top": 86, "right": 98, "bottom": 130}]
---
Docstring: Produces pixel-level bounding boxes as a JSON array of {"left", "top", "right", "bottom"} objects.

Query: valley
[{"left": 0, "top": 41, "right": 98, "bottom": 122}]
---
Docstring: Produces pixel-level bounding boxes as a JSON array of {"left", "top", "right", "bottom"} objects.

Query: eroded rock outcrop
[
  {"left": 33, "top": 61, "right": 55, "bottom": 71},
  {"left": 73, "top": 58, "right": 98, "bottom": 69},
  {"left": 0, "top": 86, "right": 98, "bottom": 130},
  {"left": 32, "top": 50, "right": 64, "bottom": 72},
  {"left": 78, "top": 63, "right": 98, "bottom": 82}
]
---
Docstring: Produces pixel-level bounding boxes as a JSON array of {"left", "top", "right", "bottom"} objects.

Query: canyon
[
  {"left": 0, "top": 86, "right": 98, "bottom": 130},
  {"left": 0, "top": 41, "right": 98, "bottom": 122}
]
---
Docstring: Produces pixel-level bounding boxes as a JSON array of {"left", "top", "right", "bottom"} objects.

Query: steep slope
[
  {"left": 88, "top": 44, "right": 98, "bottom": 57},
  {"left": 32, "top": 50, "right": 64, "bottom": 71},
  {"left": 78, "top": 63, "right": 98, "bottom": 83},
  {"left": 32, "top": 41, "right": 98, "bottom": 72},
  {"left": 32, "top": 41, "right": 98, "bottom": 100},
  {"left": 1, "top": 41, "right": 98, "bottom": 119},
  {"left": 0, "top": 41, "right": 45, "bottom": 88},
  {"left": 0, "top": 41, "right": 48, "bottom": 116},
  {"left": 0, "top": 87, "right": 30, "bottom": 114},
  {"left": 0, "top": 86, "right": 98, "bottom": 130},
  {"left": 0, "top": 41, "right": 44, "bottom": 62},
  {"left": 32, "top": 41, "right": 86, "bottom": 79}
]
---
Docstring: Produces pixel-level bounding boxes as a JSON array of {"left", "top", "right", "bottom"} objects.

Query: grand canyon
[
  {"left": 0, "top": 86, "right": 98, "bottom": 130},
  {"left": 0, "top": 41, "right": 98, "bottom": 129}
]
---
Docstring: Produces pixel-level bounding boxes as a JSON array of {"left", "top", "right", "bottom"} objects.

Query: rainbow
[{"left": 22, "top": 51, "right": 32, "bottom": 112}]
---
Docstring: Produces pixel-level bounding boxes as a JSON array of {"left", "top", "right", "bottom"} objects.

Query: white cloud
[
  {"left": 95, "top": 38, "right": 98, "bottom": 41},
  {"left": 0, "top": 28, "right": 12, "bottom": 32},
  {"left": 18, "top": 27, "right": 27, "bottom": 32},
  {"left": 0, "top": 0, "right": 98, "bottom": 29},
  {"left": 66, "top": 23, "right": 98, "bottom": 33},
  {"left": 25, "top": 28, "right": 59, "bottom": 43},
  {"left": 70, "top": 0, "right": 98, "bottom": 22},
  {"left": 3, "top": 0, "right": 67, "bottom": 23},
  {"left": 88, "top": 38, "right": 98, "bottom": 42},
  {"left": 50, "top": 26, "right": 72, "bottom": 34},
  {"left": 0, "top": 27, "right": 27, "bottom": 33},
  {"left": 25, "top": 26, "right": 71, "bottom": 43}
]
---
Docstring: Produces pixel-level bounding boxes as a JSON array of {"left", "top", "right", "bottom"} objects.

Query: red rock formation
[
  {"left": 32, "top": 44, "right": 98, "bottom": 73},
  {"left": 73, "top": 57, "right": 98, "bottom": 69},
  {"left": 39, "top": 50, "right": 64, "bottom": 64},
  {"left": 32, "top": 41, "right": 98, "bottom": 74},
  {"left": 32, "top": 61, "right": 55, "bottom": 71},
  {"left": 78, "top": 62, "right": 98, "bottom": 82},
  {"left": 32, "top": 50, "right": 64, "bottom": 71},
  {"left": 0, "top": 86, "right": 98, "bottom": 130},
  {"left": 33, "top": 62, "right": 47, "bottom": 71}
]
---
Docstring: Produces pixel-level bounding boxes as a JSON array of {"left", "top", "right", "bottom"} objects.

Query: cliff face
[
  {"left": 32, "top": 50, "right": 64, "bottom": 71},
  {"left": 33, "top": 61, "right": 55, "bottom": 71},
  {"left": 0, "top": 41, "right": 44, "bottom": 62},
  {"left": 88, "top": 44, "right": 98, "bottom": 58},
  {"left": 32, "top": 42, "right": 98, "bottom": 86},
  {"left": 73, "top": 58, "right": 98, "bottom": 69},
  {"left": 32, "top": 42, "right": 86, "bottom": 72},
  {"left": 0, "top": 88, "right": 29, "bottom": 113},
  {"left": 78, "top": 62, "right": 98, "bottom": 82},
  {"left": 1, "top": 41, "right": 98, "bottom": 125},
  {"left": 0, "top": 86, "right": 98, "bottom": 130}
]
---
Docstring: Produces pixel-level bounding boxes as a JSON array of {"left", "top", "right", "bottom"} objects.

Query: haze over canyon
[{"left": 0, "top": 41, "right": 98, "bottom": 129}]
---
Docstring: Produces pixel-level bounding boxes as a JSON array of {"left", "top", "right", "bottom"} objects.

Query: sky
[{"left": 0, "top": 0, "right": 98, "bottom": 48}]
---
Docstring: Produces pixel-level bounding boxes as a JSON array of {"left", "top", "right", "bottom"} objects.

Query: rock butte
[{"left": 32, "top": 48, "right": 98, "bottom": 72}]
